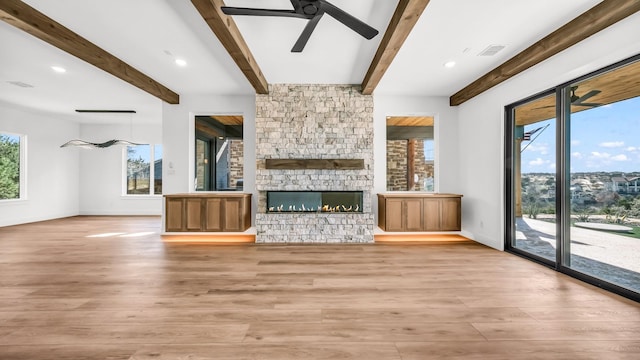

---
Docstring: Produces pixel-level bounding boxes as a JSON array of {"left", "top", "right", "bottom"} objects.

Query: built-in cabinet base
[
  {"left": 164, "top": 193, "right": 251, "bottom": 232},
  {"left": 377, "top": 193, "right": 462, "bottom": 232}
]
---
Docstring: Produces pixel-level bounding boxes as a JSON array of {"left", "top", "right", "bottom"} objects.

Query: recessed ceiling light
[
  {"left": 444, "top": 61, "right": 456, "bottom": 68},
  {"left": 51, "top": 66, "right": 66, "bottom": 73},
  {"left": 175, "top": 59, "right": 187, "bottom": 67}
]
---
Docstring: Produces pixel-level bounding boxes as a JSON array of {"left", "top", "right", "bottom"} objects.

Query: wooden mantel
[{"left": 265, "top": 159, "right": 365, "bottom": 170}]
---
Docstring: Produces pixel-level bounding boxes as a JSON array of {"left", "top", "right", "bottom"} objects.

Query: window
[
  {"left": 125, "top": 144, "right": 162, "bottom": 195},
  {"left": 0, "top": 132, "right": 24, "bottom": 200},
  {"left": 386, "top": 116, "right": 435, "bottom": 191}
]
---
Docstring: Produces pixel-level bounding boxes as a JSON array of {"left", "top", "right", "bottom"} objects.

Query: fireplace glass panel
[{"left": 267, "top": 191, "right": 363, "bottom": 213}]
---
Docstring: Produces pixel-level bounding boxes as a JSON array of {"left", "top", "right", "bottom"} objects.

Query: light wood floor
[{"left": 1, "top": 216, "right": 639, "bottom": 359}]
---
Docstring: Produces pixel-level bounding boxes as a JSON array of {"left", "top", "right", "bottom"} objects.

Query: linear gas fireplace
[{"left": 267, "top": 191, "right": 363, "bottom": 213}]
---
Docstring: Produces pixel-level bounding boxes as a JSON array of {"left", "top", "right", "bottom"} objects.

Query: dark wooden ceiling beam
[
  {"left": 0, "top": 0, "right": 179, "bottom": 104},
  {"left": 361, "top": 0, "right": 431, "bottom": 95},
  {"left": 449, "top": 0, "right": 640, "bottom": 106},
  {"left": 191, "top": 0, "right": 269, "bottom": 94}
]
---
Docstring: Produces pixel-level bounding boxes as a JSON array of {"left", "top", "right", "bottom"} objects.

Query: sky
[
  {"left": 127, "top": 144, "right": 162, "bottom": 163},
  {"left": 521, "top": 96, "right": 640, "bottom": 174}
]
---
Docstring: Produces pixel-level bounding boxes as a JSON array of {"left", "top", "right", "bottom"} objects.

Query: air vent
[
  {"left": 7, "top": 81, "right": 34, "bottom": 88},
  {"left": 478, "top": 45, "right": 506, "bottom": 56}
]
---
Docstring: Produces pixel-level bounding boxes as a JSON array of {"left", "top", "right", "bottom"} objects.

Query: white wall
[
  {"left": 78, "top": 122, "right": 163, "bottom": 215},
  {"left": 162, "top": 94, "right": 257, "bottom": 221},
  {"left": 0, "top": 103, "right": 80, "bottom": 226},
  {"left": 373, "top": 95, "right": 460, "bottom": 222},
  {"left": 457, "top": 13, "right": 640, "bottom": 250}
]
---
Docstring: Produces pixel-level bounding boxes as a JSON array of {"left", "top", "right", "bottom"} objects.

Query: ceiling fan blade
[
  {"left": 221, "top": 7, "right": 310, "bottom": 19},
  {"left": 573, "top": 102, "right": 603, "bottom": 107},
  {"left": 319, "top": 0, "right": 378, "bottom": 39},
  {"left": 289, "top": 0, "right": 302, "bottom": 12},
  {"left": 574, "top": 89, "right": 601, "bottom": 103},
  {"left": 292, "top": 12, "right": 324, "bottom": 52}
]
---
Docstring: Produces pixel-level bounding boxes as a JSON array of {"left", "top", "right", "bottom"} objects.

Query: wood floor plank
[
  {"left": 0, "top": 345, "right": 137, "bottom": 360},
  {"left": 458, "top": 294, "right": 630, "bottom": 309},
  {"left": 0, "top": 216, "right": 639, "bottom": 359},
  {"left": 471, "top": 321, "right": 640, "bottom": 341},
  {"left": 2, "top": 309, "right": 321, "bottom": 327},
  {"left": 321, "top": 307, "right": 534, "bottom": 323},
  {"left": 0, "top": 298, "right": 90, "bottom": 312},
  {"left": 0, "top": 324, "right": 249, "bottom": 345},
  {"left": 396, "top": 340, "right": 640, "bottom": 360},
  {"left": 244, "top": 322, "right": 486, "bottom": 342},
  {"left": 273, "top": 294, "right": 467, "bottom": 309},
  {"left": 520, "top": 306, "right": 640, "bottom": 321},
  {"left": 129, "top": 343, "right": 402, "bottom": 360}
]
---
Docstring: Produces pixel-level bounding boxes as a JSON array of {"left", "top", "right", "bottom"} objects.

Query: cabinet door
[
  {"left": 204, "top": 198, "right": 223, "bottom": 231},
  {"left": 223, "top": 197, "right": 244, "bottom": 231},
  {"left": 385, "top": 199, "right": 405, "bottom": 232},
  {"left": 440, "top": 198, "right": 461, "bottom": 231},
  {"left": 404, "top": 198, "right": 424, "bottom": 231},
  {"left": 185, "top": 198, "right": 203, "bottom": 231},
  {"left": 423, "top": 198, "right": 441, "bottom": 231},
  {"left": 165, "top": 198, "right": 184, "bottom": 231}
]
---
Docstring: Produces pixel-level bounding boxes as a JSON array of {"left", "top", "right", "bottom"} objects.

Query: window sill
[
  {"left": 0, "top": 198, "right": 27, "bottom": 204},
  {"left": 120, "top": 195, "right": 163, "bottom": 200}
]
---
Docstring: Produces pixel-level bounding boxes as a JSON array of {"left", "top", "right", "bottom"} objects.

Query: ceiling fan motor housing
[
  {"left": 302, "top": 2, "right": 320, "bottom": 15},
  {"left": 220, "top": 0, "right": 379, "bottom": 52}
]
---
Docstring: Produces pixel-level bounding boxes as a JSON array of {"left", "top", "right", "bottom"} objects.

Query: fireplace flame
[{"left": 270, "top": 203, "right": 361, "bottom": 213}]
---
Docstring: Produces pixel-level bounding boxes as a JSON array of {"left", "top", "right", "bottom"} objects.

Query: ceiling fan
[
  {"left": 570, "top": 86, "right": 602, "bottom": 107},
  {"left": 221, "top": 0, "right": 379, "bottom": 52},
  {"left": 535, "top": 85, "right": 603, "bottom": 110}
]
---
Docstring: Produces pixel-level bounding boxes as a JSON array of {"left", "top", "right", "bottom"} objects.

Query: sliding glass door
[
  {"left": 507, "top": 54, "right": 640, "bottom": 300},
  {"left": 507, "top": 91, "right": 558, "bottom": 264},
  {"left": 564, "top": 60, "right": 640, "bottom": 294}
]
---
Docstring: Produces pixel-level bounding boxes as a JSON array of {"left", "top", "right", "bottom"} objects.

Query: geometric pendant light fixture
[{"left": 60, "top": 110, "right": 143, "bottom": 149}]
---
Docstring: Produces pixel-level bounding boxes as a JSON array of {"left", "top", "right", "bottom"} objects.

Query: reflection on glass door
[
  {"left": 565, "top": 61, "right": 640, "bottom": 294},
  {"left": 195, "top": 137, "right": 210, "bottom": 191},
  {"left": 510, "top": 92, "right": 557, "bottom": 263}
]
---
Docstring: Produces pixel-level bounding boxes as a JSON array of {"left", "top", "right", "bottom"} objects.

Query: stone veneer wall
[
  {"left": 229, "top": 140, "right": 243, "bottom": 188},
  {"left": 387, "top": 140, "right": 408, "bottom": 191},
  {"left": 255, "top": 84, "right": 374, "bottom": 243}
]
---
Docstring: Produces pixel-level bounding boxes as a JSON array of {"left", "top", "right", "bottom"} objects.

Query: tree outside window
[
  {"left": 126, "top": 144, "right": 162, "bottom": 195},
  {"left": 0, "top": 133, "right": 21, "bottom": 200}
]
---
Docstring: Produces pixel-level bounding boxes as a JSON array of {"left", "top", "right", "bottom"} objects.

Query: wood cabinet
[
  {"left": 164, "top": 193, "right": 251, "bottom": 232},
  {"left": 378, "top": 193, "right": 462, "bottom": 232}
]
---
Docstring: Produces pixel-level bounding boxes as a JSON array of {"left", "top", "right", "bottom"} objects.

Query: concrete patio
[{"left": 515, "top": 217, "right": 640, "bottom": 293}]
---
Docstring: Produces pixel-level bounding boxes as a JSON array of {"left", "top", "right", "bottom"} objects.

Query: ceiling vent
[
  {"left": 478, "top": 45, "right": 506, "bottom": 56},
  {"left": 7, "top": 81, "right": 34, "bottom": 88}
]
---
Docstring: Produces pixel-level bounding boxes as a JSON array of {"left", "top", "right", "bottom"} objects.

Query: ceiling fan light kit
[{"left": 221, "top": 0, "right": 379, "bottom": 52}]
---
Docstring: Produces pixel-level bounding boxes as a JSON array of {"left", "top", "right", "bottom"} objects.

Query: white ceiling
[{"left": 0, "top": 0, "right": 604, "bottom": 124}]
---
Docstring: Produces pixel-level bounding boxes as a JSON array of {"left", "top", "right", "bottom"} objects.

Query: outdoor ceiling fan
[
  {"left": 221, "top": 0, "right": 379, "bottom": 52},
  {"left": 535, "top": 85, "right": 603, "bottom": 110},
  {"left": 570, "top": 86, "right": 603, "bottom": 107}
]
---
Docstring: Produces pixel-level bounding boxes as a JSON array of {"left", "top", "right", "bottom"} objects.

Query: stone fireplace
[{"left": 255, "top": 84, "right": 374, "bottom": 243}]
